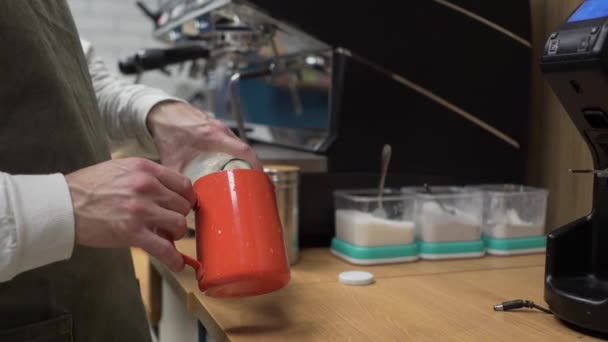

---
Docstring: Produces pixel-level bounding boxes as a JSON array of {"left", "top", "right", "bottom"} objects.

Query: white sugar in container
[
  {"left": 331, "top": 189, "right": 418, "bottom": 265},
  {"left": 471, "top": 184, "right": 548, "bottom": 255},
  {"left": 335, "top": 210, "right": 416, "bottom": 246}
]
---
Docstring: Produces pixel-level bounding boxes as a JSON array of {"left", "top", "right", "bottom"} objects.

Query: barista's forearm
[
  {"left": 81, "top": 40, "right": 185, "bottom": 157},
  {"left": 0, "top": 172, "right": 74, "bottom": 282}
]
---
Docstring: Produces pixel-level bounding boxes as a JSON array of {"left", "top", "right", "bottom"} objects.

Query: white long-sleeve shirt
[{"left": 0, "top": 40, "right": 181, "bottom": 282}]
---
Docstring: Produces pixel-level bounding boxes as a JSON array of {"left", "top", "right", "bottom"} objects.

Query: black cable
[
  {"left": 493, "top": 299, "right": 553, "bottom": 314},
  {"left": 531, "top": 303, "right": 553, "bottom": 314}
]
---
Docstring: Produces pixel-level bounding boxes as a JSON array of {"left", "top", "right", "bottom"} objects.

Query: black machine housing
[{"left": 541, "top": 2, "right": 608, "bottom": 335}]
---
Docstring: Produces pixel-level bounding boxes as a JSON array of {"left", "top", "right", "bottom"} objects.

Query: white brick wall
[{"left": 67, "top": 0, "right": 199, "bottom": 98}]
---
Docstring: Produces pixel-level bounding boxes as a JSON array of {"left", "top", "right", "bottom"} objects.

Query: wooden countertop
[
  {"left": 150, "top": 239, "right": 602, "bottom": 342},
  {"left": 131, "top": 248, "right": 151, "bottom": 319}
]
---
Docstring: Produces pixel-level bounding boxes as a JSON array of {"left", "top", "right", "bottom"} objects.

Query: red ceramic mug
[{"left": 175, "top": 169, "right": 290, "bottom": 298}]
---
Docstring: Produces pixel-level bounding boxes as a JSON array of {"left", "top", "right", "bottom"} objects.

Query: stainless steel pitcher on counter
[{"left": 264, "top": 165, "right": 300, "bottom": 265}]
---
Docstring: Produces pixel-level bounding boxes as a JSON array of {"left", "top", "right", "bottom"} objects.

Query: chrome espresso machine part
[
  {"left": 121, "top": 0, "right": 532, "bottom": 246},
  {"left": 541, "top": 0, "right": 608, "bottom": 337}
]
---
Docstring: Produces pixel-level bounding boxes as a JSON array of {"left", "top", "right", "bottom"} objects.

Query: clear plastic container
[
  {"left": 409, "top": 186, "right": 483, "bottom": 243},
  {"left": 333, "top": 189, "right": 416, "bottom": 247},
  {"left": 472, "top": 184, "right": 548, "bottom": 239},
  {"left": 400, "top": 186, "right": 485, "bottom": 260}
]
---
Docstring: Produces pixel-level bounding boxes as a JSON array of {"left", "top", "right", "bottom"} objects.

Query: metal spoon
[{"left": 372, "top": 144, "right": 392, "bottom": 218}]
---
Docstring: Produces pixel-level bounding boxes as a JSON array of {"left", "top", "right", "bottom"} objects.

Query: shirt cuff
[
  {"left": 10, "top": 174, "right": 75, "bottom": 272},
  {"left": 133, "top": 94, "right": 187, "bottom": 158}
]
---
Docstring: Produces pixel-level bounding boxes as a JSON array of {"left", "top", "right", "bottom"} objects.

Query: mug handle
[
  {"left": 170, "top": 240, "right": 204, "bottom": 281},
  {"left": 156, "top": 222, "right": 204, "bottom": 281}
]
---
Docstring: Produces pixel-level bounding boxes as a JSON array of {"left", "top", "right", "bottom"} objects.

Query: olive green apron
[{"left": 0, "top": 1, "right": 151, "bottom": 341}]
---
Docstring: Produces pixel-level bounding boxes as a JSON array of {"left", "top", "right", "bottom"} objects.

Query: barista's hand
[
  {"left": 65, "top": 158, "right": 196, "bottom": 272},
  {"left": 146, "top": 101, "right": 262, "bottom": 172}
]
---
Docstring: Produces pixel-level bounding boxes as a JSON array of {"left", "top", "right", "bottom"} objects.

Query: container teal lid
[
  {"left": 484, "top": 235, "right": 546, "bottom": 251},
  {"left": 331, "top": 238, "right": 418, "bottom": 260},
  {"left": 419, "top": 240, "right": 485, "bottom": 255}
]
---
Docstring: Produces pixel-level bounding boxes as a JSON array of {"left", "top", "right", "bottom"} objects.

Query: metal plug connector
[
  {"left": 493, "top": 299, "right": 552, "bottom": 314},
  {"left": 569, "top": 168, "right": 608, "bottom": 178}
]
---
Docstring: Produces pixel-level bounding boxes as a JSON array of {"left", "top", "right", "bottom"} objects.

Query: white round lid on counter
[{"left": 339, "top": 271, "right": 375, "bottom": 286}]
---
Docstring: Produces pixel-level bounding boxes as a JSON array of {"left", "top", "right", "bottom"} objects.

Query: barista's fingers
[
  {"left": 214, "top": 133, "right": 263, "bottom": 170},
  {"left": 135, "top": 229, "right": 185, "bottom": 272},
  {"left": 209, "top": 119, "right": 236, "bottom": 138},
  {"left": 207, "top": 119, "right": 262, "bottom": 169},
  {"left": 141, "top": 161, "right": 196, "bottom": 206},
  {"left": 144, "top": 206, "right": 188, "bottom": 240},
  {"left": 150, "top": 177, "right": 193, "bottom": 215}
]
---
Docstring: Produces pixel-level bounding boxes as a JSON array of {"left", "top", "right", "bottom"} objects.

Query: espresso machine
[
  {"left": 121, "top": 0, "right": 532, "bottom": 246},
  {"left": 541, "top": 0, "right": 608, "bottom": 336}
]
